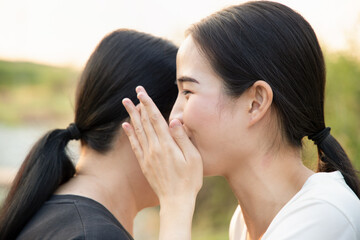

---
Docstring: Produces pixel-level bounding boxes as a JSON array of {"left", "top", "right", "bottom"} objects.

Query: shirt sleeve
[{"left": 263, "top": 199, "right": 357, "bottom": 240}]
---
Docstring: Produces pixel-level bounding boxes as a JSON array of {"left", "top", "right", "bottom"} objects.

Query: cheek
[
  {"left": 183, "top": 95, "right": 220, "bottom": 133},
  {"left": 182, "top": 95, "right": 227, "bottom": 173},
  {"left": 182, "top": 95, "right": 248, "bottom": 176}
]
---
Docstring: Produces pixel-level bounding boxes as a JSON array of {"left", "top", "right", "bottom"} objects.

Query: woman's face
[{"left": 170, "top": 36, "right": 252, "bottom": 176}]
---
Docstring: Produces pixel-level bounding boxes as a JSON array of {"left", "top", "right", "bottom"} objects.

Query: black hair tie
[
  {"left": 66, "top": 123, "right": 81, "bottom": 140},
  {"left": 308, "top": 127, "right": 331, "bottom": 145}
]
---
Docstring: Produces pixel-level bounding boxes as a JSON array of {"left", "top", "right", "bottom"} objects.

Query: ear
[{"left": 246, "top": 80, "right": 273, "bottom": 126}]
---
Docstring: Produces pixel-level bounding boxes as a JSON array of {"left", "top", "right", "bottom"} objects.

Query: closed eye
[{"left": 182, "top": 90, "right": 192, "bottom": 95}]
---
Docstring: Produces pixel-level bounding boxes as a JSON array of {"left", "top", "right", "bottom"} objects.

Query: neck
[
  {"left": 225, "top": 144, "right": 313, "bottom": 240},
  {"left": 56, "top": 133, "right": 158, "bottom": 236}
]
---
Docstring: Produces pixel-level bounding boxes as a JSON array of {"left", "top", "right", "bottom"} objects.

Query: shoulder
[
  {"left": 294, "top": 171, "right": 360, "bottom": 227},
  {"left": 67, "top": 195, "right": 134, "bottom": 240},
  {"left": 83, "top": 225, "right": 133, "bottom": 240},
  {"left": 19, "top": 195, "right": 133, "bottom": 240},
  {"left": 264, "top": 198, "right": 359, "bottom": 239},
  {"left": 264, "top": 171, "right": 360, "bottom": 239}
]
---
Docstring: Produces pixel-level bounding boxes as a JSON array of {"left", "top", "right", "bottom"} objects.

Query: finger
[
  {"left": 135, "top": 104, "right": 141, "bottom": 112},
  {"left": 136, "top": 86, "right": 173, "bottom": 142},
  {"left": 169, "top": 119, "right": 201, "bottom": 162},
  {"left": 122, "top": 98, "right": 148, "bottom": 151},
  {"left": 122, "top": 122, "right": 144, "bottom": 162},
  {"left": 140, "top": 102, "right": 160, "bottom": 147}
]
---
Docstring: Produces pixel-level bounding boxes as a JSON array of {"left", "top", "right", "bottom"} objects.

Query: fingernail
[
  {"left": 122, "top": 98, "right": 130, "bottom": 107},
  {"left": 136, "top": 86, "right": 145, "bottom": 93},
  {"left": 122, "top": 123, "right": 130, "bottom": 134},
  {"left": 137, "top": 92, "right": 145, "bottom": 101},
  {"left": 169, "top": 119, "right": 182, "bottom": 128}
]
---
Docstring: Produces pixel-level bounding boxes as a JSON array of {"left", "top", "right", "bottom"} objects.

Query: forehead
[
  {"left": 177, "top": 36, "right": 201, "bottom": 65},
  {"left": 176, "top": 35, "right": 216, "bottom": 80}
]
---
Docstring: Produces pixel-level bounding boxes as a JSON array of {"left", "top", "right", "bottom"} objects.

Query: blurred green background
[{"left": 0, "top": 51, "right": 359, "bottom": 239}]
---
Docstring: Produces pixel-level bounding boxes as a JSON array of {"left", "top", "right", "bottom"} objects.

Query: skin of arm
[{"left": 122, "top": 86, "right": 203, "bottom": 240}]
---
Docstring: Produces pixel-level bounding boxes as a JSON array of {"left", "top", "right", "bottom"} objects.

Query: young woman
[
  {"left": 0, "top": 29, "right": 178, "bottom": 240},
  {"left": 122, "top": 1, "right": 360, "bottom": 240}
]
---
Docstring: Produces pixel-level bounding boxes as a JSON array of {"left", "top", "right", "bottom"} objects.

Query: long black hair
[
  {"left": 188, "top": 1, "right": 360, "bottom": 197},
  {"left": 0, "top": 29, "right": 178, "bottom": 240}
]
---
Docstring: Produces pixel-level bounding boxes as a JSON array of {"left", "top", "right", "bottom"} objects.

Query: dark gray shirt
[{"left": 18, "top": 195, "right": 134, "bottom": 240}]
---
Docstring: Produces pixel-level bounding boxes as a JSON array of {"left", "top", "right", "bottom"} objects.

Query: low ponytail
[
  {"left": 187, "top": 1, "right": 359, "bottom": 196},
  {"left": 0, "top": 128, "right": 76, "bottom": 240},
  {"left": 0, "top": 29, "right": 178, "bottom": 239},
  {"left": 309, "top": 128, "right": 360, "bottom": 198}
]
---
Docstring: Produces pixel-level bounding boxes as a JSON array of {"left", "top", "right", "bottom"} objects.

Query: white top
[{"left": 229, "top": 171, "right": 360, "bottom": 240}]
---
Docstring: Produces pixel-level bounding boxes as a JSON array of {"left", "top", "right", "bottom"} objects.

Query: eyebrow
[{"left": 176, "top": 76, "right": 200, "bottom": 84}]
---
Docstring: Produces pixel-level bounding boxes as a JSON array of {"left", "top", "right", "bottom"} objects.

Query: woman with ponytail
[
  {"left": 0, "top": 29, "right": 178, "bottom": 240},
  {"left": 122, "top": 1, "right": 360, "bottom": 239}
]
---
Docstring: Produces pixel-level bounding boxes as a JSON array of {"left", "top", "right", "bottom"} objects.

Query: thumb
[{"left": 169, "top": 119, "right": 200, "bottom": 161}]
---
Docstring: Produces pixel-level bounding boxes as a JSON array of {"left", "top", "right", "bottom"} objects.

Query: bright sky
[{"left": 0, "top": 0, "right": 359, "bottom": 68}]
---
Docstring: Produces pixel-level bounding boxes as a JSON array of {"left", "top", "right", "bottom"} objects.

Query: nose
[{"left": 169, "top": 96, "right": 184, "bottom": 124}]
